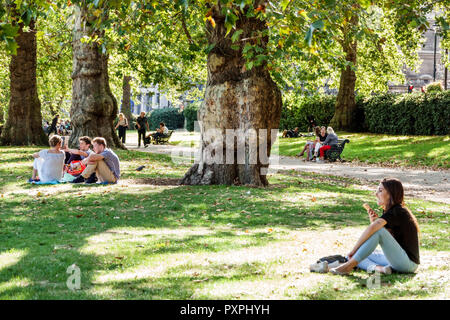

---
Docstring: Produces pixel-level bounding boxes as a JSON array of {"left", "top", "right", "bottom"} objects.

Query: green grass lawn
[
  {"left": 0, "top": 146, "right": 448, "bottom": 299},
  {"left": 168, "top": 131, "right": 450, "bottom": 169},
  {"left": 277, "top": 132, "right": 450, "bottom": 169}
]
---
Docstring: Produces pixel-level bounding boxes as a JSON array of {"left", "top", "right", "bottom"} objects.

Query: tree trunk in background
[
  {"left": 69, "top": 5, "right": 124, "bottom": 149},
  {"left": 122, "top": 75, "right": 132, "bottom": 121},
  {"left": 0, "top": 106, "right": 4, "bottom": 124},
  {"left": 180, "top": 3, "right": 282, "bottom": 186},
  {"left": 330, "top": 15, "right": 358, "bottom": 131},
  {"left": 0, "top": 20, "right": 47, "bottom": 146}
]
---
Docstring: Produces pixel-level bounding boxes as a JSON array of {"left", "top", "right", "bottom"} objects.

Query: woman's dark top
[
  {"left": 380, "top": 204, "right": 420, "bottom": 264},
  {"left": 319, "top": 133, "right": 328, "bottom": 142}
]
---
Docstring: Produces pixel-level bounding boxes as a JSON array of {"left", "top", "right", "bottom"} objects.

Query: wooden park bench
[
  {"left": 145, "top": 130, "right": 174, "bottom": 146},
  {"left": 153, "top": 130, "right": 174, "bottom": 145},
  {"left": 324, "top": 138, "right": 350, "bottom": 162}
]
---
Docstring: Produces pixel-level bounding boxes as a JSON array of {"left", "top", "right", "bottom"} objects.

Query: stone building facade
[{"left": 390, "top": 17, "right": 449, "bottom": 92}]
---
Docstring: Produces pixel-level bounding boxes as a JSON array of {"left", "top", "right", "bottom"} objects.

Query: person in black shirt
[
  {"left": 136, "top": 111, "right": 149, "bottom": 147},
  {"left": 306, "top": 115, "right": 316, "bottom": 133},
  {"left": 328, "top": 178, "right": 420, "bottom": 275},
  {"left": 48, "top": 114, "right": 59, "bottom": 137}
]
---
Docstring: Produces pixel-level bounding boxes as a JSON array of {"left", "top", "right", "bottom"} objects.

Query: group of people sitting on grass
[
  {"left": 296, "top": 126, "right": 338, "bottom": 163},
  {"left": 30, "top": 135, "right": 120, "bottom": 185}
]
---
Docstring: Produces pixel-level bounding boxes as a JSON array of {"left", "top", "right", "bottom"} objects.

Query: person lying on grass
[
  {"left": 71, "top": 137, "right": 120, "bottom": 184},
  {"left": 282, "top": 127, "right": 301, "bottom": 138},
  {"left": 30, "top": 135, "right": 65, "bottom": 183},
  {"left": 329, "top": 177, "right": 420, "bottom": 275}
]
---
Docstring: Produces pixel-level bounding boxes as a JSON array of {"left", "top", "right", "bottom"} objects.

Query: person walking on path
[
  {"left": 115, "top": 113, "right": 128, "bottom": 144},
  {"left": 136, "top": 111, "right": 149, "bottom": 147},
  {"left": 48, "top": 114, "right": 59, "bottom": 137}
]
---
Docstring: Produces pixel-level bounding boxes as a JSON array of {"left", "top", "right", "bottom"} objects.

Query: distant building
[
  {"left": 131, "top": 85, "right": 172, "bottom": 115},
  {"left": 390, "top": 14, "right": 449, "bottom": 93}
]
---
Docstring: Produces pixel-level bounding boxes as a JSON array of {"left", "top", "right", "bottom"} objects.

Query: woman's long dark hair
[
  {"left": 314, "top": 126, "right": 320, "bottom": 137},
  {"left": 381, "top": 178, "right": 420, "bottom": 235}
]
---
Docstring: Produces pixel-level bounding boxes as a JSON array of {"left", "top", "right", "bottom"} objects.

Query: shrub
[
  {"left": 425, "top": 82, "right": 443, "bottom": 93},
  {"left": 183, "top": 101, "right": 201, "bottom": 132},
  {"left": 362, "top": 91, "right": 449, "bottom": 135},
  {"left": 280, "top": 90, "right": 449, "bottom": 135},
  {"left": 148, "top": 108, "right": 185, "bottom": 130},
  {"left": 280, "top": 93, "right": 336, "bottom": 131}
]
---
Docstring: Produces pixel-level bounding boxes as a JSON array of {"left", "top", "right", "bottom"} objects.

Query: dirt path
[{"left": 125, "top": 141, "right": 450, "bottom": 204}]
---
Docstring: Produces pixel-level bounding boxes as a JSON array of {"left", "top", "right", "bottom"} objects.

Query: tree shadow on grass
[
  {"left": 296, "top": 272, "right": 426, "bottom": 300},
  {"left": 0, "top": 176, "right": 443, "bottom": 299}
]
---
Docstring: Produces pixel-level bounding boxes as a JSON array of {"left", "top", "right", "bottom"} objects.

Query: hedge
[
  {"left": 279, "top": 91, "right": 449, "bottom": 135},
  {"left": 148, "top": 108, "right": 185, "bottom": 130},
  {"left": 280, "top": 94, "right": 335, "bottom": 131},
  {"left": 183, "top": 102, "right": 200, "bottom": 132},
  {"left": 362, "top": 91, "right": 449, "bottom": 135}
]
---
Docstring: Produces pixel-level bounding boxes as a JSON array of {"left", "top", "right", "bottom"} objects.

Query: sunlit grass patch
[{"left": 0, "top": 146, "right": 448, "bottom": 299}]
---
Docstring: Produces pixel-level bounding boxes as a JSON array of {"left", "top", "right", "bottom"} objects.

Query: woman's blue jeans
[{"left": 353, "top": 227, "right": 418, "bottom": 273}]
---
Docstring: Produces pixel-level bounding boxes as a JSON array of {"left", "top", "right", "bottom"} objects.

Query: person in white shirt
[{"left": 30, "top": 135, "right": 65, "bottom": 182}]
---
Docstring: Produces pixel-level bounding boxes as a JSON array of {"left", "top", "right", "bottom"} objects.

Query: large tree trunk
[
  {"left": 0, "top": 20, "right": 47, "bottom": 146},
  {"left": 180, "top": 3, "right": 282, "bottom": 186},
  {"left": 69, "top": 5, "right": 124, "bottom": 149},
  {"left": 121, "top": 75, "right": 133, "bottom": 121},
  {"left": 330, "top": 16, "right": 358, "bottom": 131}
]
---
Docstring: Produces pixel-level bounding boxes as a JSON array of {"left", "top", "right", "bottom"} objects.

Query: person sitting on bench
[
  {"left": 316, "top": 127, "right": 338, "bottom": 163},
  {"left": 149, "top": 122, "right": 169, "bottom": 144},
  {"left": 71, "top": 137, "right": 120, "bottom": 184},
  {"left": 297, "top": 126, "right": 320, "bottom": 159},
  {"left": 30, "top": 135, "right": 65, "bottom": 183}
]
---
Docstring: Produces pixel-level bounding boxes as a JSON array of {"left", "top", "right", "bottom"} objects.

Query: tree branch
[{"left": 180, "top": 13, "right": 194, "bottom": 45}]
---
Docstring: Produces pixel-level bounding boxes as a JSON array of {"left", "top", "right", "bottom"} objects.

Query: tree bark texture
[
  {"left": 330, "top": 15, "right": 358, "bottom": 131},
  {"left": 180, "top": 3, "right": 282, "bottom": 186},
  {"left": 0, "top": 20, "right": 47, "bottom": 146},
  {"left": 122, "top": 75, "right": 132, "bottom": 121},
  {"left": 69, "top": 6, "right": 124, "bottom": 149}
]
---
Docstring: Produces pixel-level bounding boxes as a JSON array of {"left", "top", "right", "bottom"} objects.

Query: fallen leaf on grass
[
  {"left": 76, "top": 214, "right": 84, "bottom": 218},
  {"left": 114, "top": 256, "right": 124, "bottom": 260}
]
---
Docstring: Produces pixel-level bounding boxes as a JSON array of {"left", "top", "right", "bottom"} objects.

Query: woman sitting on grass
[
  {"left": 329, "top": 178, "right": 420, "bottom": 275},
  {"left": 29, "top": 135, "right": 65, "bottom": 183}
]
